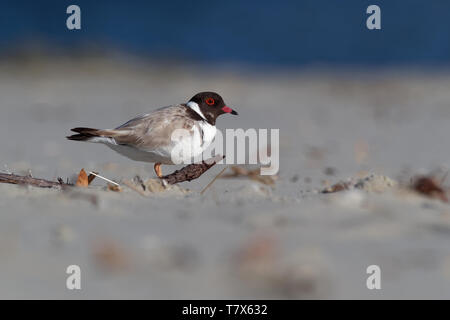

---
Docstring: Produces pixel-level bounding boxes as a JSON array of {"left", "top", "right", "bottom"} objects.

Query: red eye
[{"left": 205, "top": 98, "right": 215, "bottom": 106}]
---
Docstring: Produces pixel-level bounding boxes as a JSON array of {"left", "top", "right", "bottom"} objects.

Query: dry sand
[{"left": 1, "top": 57, "right": 450, "bottom": 298}]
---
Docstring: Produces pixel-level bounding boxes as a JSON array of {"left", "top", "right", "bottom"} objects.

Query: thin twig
[
  {"left": 200, "top": 166, "right": 228, "bottom": 195},
  {"left": 88, "top": 172, "right": 120, "bottom": 186},
  {"left": 0, "top": 172, "right": 71, "bottom": 188}
]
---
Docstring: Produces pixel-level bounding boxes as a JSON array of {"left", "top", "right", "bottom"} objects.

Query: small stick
[
  {"left": 88, "top": 172, "right": 120, "bottom": 186},
  {"left": 0, "top": 172, "right": 71, "bottom": 188},
  {"left": 161, "top": 155, "right": 225, "bottom": 185},
  {"left": 0, "top": 155, "right": 224, "bottom": 191},
  {"left": 200, "top": 166, "right": 228, "bottom": 195}
]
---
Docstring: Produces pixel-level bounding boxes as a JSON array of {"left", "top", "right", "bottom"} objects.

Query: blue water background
[{"left": 0, "top": 0, "right": 449, "bottom": 67}]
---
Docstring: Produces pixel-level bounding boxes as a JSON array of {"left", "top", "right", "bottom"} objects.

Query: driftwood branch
[
  {"left": 0, "top": 173, "right": 71, "bottom": 188},
  {"left": 0, "top": 155, "right": 225, "bottom": 189},
  {"left": 161, "top": 155, "right": 225, "bottom": 185}
]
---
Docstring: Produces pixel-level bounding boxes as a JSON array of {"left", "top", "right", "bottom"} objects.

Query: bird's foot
[{"left": 154, "top": 163, "right": 163, "bottom": 178}]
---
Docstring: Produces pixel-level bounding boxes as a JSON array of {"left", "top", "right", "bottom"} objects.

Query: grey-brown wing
[{"left": 110, "top": 105, "right": 196, "bottom": 150}]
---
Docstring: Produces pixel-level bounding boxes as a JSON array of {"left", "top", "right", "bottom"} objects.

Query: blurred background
[
  {"left": 1, "top": 0, "right": 450, "bottom": 67},
  {"left": 1, "top": 0, "right": 450, "bottom": 299}
]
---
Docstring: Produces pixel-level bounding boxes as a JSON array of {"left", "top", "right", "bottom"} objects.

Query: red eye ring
[{"left": 205, "top": 98, "right": 215, "bottom": 106}]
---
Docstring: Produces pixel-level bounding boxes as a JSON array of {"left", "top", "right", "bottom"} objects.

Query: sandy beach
[{"left": 1, "top": 57, "right": 450, "bottom": 298}]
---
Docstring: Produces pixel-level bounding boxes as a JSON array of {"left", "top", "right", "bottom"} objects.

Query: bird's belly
[{"left": 105, "top": 144, "right": 175, "bottom": 164}]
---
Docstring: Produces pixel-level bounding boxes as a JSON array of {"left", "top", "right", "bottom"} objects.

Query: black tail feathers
[{"left": 66, "top": 127, "right": 100, "bottom": 141}]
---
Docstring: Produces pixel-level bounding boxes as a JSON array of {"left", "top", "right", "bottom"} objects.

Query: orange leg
[{"left": 154, "top": 162, "right": 163, "bottom": 178}]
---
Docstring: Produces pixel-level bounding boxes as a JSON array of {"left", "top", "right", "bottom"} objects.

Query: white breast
[
  {"left": 182, "top": 121, "right": 216, "bottom": 159},
  {"left": 198, "top": 121, "right": 217, "bottom": 148},
  {"left": 165, "top": 120, "right": 216, "bottom": 165},
  {"left": 184, "top": 101, "right": 217, "bottom": 155}
]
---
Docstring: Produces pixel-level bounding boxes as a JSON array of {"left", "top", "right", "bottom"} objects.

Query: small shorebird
[{"left": 67, "top": 92, "right": 238, "bottom": 178}]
